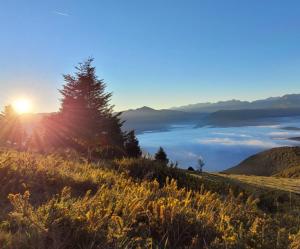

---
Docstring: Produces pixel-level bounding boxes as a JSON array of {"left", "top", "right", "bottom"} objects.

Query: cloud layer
[{"left": 196, "top": 138, "right": 278, "bottom": 147}]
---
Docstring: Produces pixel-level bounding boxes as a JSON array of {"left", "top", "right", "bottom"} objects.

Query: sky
[{"left": 1, "top": 0, "right": 300, "bottom": 112}]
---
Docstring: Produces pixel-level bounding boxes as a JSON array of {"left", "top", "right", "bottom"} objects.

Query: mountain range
[
  {"left": 197, "top": 108, "right": 300, "bottom": 127},
  {"left": 120, "top": 94, "right": 300, "bottom": 132},
  {"left": 171, "top": 94, "right": 300, "bottom": 113},
  {"left": 120, "top": 106, "right": 203, "bottom": 133}
]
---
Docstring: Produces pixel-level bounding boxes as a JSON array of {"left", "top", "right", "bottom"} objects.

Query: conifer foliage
[
  {"left": 124, "top": 130, "right": 142, "bottom": 158},
  {"left": 54, "top": 58, "right": 125, "bottom": 159},
  {"left": 155, "top": 146, "right": 169, "bottom": 165},
  {"left": 0, "top": 105, "right": 25, "bottom": 148}
]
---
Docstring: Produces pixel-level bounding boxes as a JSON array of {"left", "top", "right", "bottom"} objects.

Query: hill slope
[
  {"left": 1, "top": 150, "right": 300, "bottom": 248},
  {"left": 274, "top": 165, "right": 300, "bottom": 178},
  {"left": 224, "top": 146, "right": 300, "bottom": 176},
  {"left": 216, "top": 173, "right": 300, "bottom": 194}
]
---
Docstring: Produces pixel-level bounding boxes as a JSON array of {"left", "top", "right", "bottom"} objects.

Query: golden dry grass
[
  {"left": 0, "top": 151, "right": 300, "bottom": 248},
  {"left": 215, "top": 173, "right": 300, "bottom": 194}
]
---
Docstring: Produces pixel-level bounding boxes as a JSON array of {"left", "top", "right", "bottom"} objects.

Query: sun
[{"left": 13, "top": 98, "right": 32, "bottom": 114}]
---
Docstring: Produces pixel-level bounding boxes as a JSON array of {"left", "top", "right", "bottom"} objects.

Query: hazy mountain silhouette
[
  {"left": 197, "top": 108, "right": 300, "bottom": 127},
  {"left": 121, "top": 94, "right": 300, "bottom": 132},
  {"left": 120, "top": 107, "right": 203, "bottom": 133},
  {"left": 172, "top": 94, "right": 300, "bottom": 113}
]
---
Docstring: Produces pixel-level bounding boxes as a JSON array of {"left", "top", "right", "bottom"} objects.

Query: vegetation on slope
[
  {"left": 224, "top": 147, "right": 300, "bottom": 177},
  {"left": 216, "top": 173, "right": 300, "bottom": 195},
  {"left": 0, "top": 150, "right": 300, "bottom": 249},
  {"left": 274, "top": 165, "right": 300, "bottom": 178}
]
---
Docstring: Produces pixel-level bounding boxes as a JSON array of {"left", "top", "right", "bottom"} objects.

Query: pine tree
[
  {"left": 41, "top": 113, "right": 76, "bottom": 149},
  {"left": 154, "top": 147, "right": 169, "bottom": 165},
  {"left": 125, "top": 130, "right": 142, "bottom": 158},
  {"left": 0, "top": 105, "right": 25, "bottom": 149},
  {"left": 57, "top": 58, "right": 125, "bottom": 160}
]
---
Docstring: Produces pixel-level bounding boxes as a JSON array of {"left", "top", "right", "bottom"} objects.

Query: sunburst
[{"left": 12, "top": 98, "right": 32, "bottom": 114}]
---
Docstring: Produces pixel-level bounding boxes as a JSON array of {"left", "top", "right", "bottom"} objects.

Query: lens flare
[{"left": 13, "top": 98, "right": 32, "bottom": 114}]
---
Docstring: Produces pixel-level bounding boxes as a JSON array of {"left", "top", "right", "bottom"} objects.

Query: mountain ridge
[
  {"left": 197, "top": 107, "right": 300, "bottom": 127},
  {"left": 171, "top": 94, "right": 300, "bottom": 113},
  {"left": 120, "top": 107, "right": 203, "bottom": 133}
]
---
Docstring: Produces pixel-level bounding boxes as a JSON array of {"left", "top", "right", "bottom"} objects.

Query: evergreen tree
[
  {"left": 154, "top": 147, "right": 169, "bottom": 165},
  {"left": 57, "top": 58, "right": 125, "bottom": 160},
  {"left": 41, "top": 113, "right": 76, "bottom": 149},
  {"left": 124, "top": 130, "right": 142, "bottom": 158},
  {"left": 0, "top": 105, "right": 25, "bottom": 149}
]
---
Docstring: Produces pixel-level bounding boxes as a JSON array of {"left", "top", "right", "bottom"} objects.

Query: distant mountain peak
[{"left": 136, "top": 106, "right": 156, "bottom": 111}]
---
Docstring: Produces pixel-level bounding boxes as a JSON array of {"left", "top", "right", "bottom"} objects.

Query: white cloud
[
  {"left": 187, "top": 152, "right": 198, "bottom": 158},
  {"left": 196, "top": 137, "right": 278, "bottom": 147},
  {"left": 269, "top": 131, "right": 290, "bottom": 136},
  {"left": 212, "top": 132, "right": 251, "bottom": 138},
  {"left": 269, "top": 131, "right": 300, "bottom": 137},
  {"left": 257, "top": 125, "right": 280, "bottom": 128},
  {"left": 53, "top": 11, "right": 70, "bottom": 17}
]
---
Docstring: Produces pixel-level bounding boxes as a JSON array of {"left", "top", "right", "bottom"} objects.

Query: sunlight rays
[{"left": 13, "top": 98, "right": 32, "bottom": 114}]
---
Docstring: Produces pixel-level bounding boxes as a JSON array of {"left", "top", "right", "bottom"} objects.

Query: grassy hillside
[
  {"left": 0, "top": 150, "right": 300, "bottom": 248},
  {"left": 192, "top": 172, "right": 300, "bottom": 214},
  {"left": 274, "top": 165, "right": 300, "bottom": 178},
  {"left": 216, "top": 173, "right": 300, "bottom": 194},
  {"left": 224, "top": 147, "right": 300, "bottom": 177}
]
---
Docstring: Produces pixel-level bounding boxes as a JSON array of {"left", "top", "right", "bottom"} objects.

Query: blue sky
[{"left": 1, "top": 0, "right": 300, "bottom": 112}]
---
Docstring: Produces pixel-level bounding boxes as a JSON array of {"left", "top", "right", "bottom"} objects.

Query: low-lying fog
[{"left": 137, "top": 117, "right": 300, "bottom": 171}]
